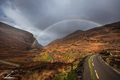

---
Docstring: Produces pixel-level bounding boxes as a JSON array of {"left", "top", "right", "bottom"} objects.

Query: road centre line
[
  {"left": 95, "top": 70, "right": 99, "bottom": 79},
  {"left": 92, "top": 62, "right": 94, "bottom": 66}
]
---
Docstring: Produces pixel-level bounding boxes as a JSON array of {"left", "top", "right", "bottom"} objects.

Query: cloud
[
  {"left": 0, "top": 0, "right": 120, "bottom": 46},
  {"left": 1, "top": 0, "right": 42, "bottom": 37}
]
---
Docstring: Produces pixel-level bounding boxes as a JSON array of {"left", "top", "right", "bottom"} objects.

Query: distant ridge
[
  {"left": 66, "top": 30, "right": 84, "bottom": 37},
  {"left": 45, "top": 21, "right": 120, "bottom": 53}
]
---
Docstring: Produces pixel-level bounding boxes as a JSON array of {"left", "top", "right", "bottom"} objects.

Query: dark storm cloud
[
  {"left": 0, "top": 0, "right": 5, "bottom": 5},
  {"left": 0, "top": 0, "right": 6, "bottom": 16},
  {"left": 0, "top": 0, "right": 120, "bottom": 46}
]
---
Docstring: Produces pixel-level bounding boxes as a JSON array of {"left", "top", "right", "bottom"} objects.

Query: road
[
  {"left": 49, "top": 53, "right": 55, "bottom": 61},
  {"left": 3, "top": 71, "right": 15, "bottom": 79},
  {"left": 83, "top": 55, "right": 120, "bottom": 80},
  {"left": 0, "top": 60, "right": 20, "bottom": 67}
]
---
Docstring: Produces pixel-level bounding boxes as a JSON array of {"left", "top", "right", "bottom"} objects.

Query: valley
[{"left": 0, "top": 21, "right": 120, "bottom": 80}]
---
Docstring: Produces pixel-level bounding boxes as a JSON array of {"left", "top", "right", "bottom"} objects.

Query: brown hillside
[
  {"left": 0, "top": 22, "right": 43, "bottom": 60},
  {"left": 0, "top": 22, "right": 42, "bottom": 51},
  {"left": 66, "top": 30, "right": 84, "bottom": 37},
  {"left": 44, "top": 22, "right": 120, "bottom": 59}
]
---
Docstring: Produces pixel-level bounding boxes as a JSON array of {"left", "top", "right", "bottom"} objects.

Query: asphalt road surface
[
  {"left": 83, "top": 55, "right": 120, "bottom": 80},
  {"left": 49, "top": 53, "right": 55, "bottom": 61},
  {"left": 0, "top": 60, "right": 19, "bottom": 67}
]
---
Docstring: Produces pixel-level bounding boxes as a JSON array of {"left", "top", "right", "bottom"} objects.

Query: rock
[{"left": 78, "top": 76, "right": 82, "bottom": 79}]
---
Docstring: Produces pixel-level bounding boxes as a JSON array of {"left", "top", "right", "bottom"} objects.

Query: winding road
[
  {"left": 0, "top": 60, "right": 19, "bottom": 79},
  {"left": 83, "top": 55, "right": 120, "bottom": 80},
  {"left": 49, "top": 53, "right": 55, "bottom": 61},
  {"left": 0, "top": 60, "right": 20, "bottom": 67}
]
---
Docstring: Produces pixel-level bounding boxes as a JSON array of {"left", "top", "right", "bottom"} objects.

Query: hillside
[
  {"left": 36, "top": 21, "right": 120, "bottom": 62},
  {"left": 0, "top": 22, "right": 43, "bottom": 60},
  {"left": 1, "top": 21, "right": 120, "bottom": 80},
  {"left": 0, "top": 22, "right": 42, "bottom": 51},
  {"left": 66, "top": 30, "right": 84, "bottom": 37}
]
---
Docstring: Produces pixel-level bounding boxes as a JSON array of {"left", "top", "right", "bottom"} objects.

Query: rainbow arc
[{"left": 32, "top": 19, "right": 102, "bottom": 47}]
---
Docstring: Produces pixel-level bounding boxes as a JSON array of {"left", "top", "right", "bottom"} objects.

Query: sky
[{"left": 0, "top": 0, "right": 120, "bottom": 46}]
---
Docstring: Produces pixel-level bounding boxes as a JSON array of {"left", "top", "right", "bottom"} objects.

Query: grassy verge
[
  {"left": 88, "top": 55, "right": 95, "bottom": 80},
  {"left": 54, "top": 69, "right": 78, "bottom": 80},
  {"left": 53, "top": 55, "right": 87, "bottom": 80}
]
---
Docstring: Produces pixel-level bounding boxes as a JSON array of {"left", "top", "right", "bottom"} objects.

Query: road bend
[{"left": 83, "top": 55, "right": 120, "bottom": 80}]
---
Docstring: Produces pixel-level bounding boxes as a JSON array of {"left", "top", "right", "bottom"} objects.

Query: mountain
[
  {"left": 66, "top": 30, "right": 84, "bottom": 37},
  {"left": 0, "top": 22, "right": 42, "bottom": 51},
  {"left": 41, "top": 21, "right": 120, "bottom": 62}
]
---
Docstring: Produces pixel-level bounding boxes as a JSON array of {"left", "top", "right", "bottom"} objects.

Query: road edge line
[{"left": 100, "top": 56, "right": 120, "bottom": 74}]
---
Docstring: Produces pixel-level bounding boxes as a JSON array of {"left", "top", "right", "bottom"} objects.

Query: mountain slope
[
  {"left": 66, "top": 30, "right": 84, "bottom": 37},
  {"left": 0, "top": 22, "right": 42, "bottom": 51},
  {"left": 40, "top": 21, "right": 120, "bottom": 62}
]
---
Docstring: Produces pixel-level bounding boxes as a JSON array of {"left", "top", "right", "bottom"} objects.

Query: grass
[
  {"left": 41, "top": 49, "right": 47, "bottom": 52},
  {"left": 32, "top": 49, "right": 39, "bottom": 51},
  {"left": 64, "top": 72, "right": 78, "bottom": 80},
  {"left": 54, "top": 65, "right": 77, "bottom": 80},
  {"left": 54, "top": 70, "right": 77, "bottom": 80},
  {"left": 33, "top": 53, "right": 52, "bottom": 62},
  {"left": 106, "top": 58, "right": 110, "bottom": 64},
  {"left": 22, "top": 70, "right": 54, "bottom": 80},
  {"left": 53, "top": 55, "right": 87, "bottom": 80},
  {"left": 53, "top": 60, "right": 78, "bottom": 80},
  {"left": 31, "top": 51, "right": 88, "bottom": 80},
  {"left": 40, "top": 54, "right": 52, "bottom": 62},
  {"left": 88, "top": 55, "right": 95, "bottom": 80},
  {"left": 51, "top": 51, "right": 87, "bottom": 62}
]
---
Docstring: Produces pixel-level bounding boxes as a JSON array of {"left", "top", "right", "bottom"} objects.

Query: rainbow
[{"left": 32, "top": 19, "right": 103, "bottom": 47}]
